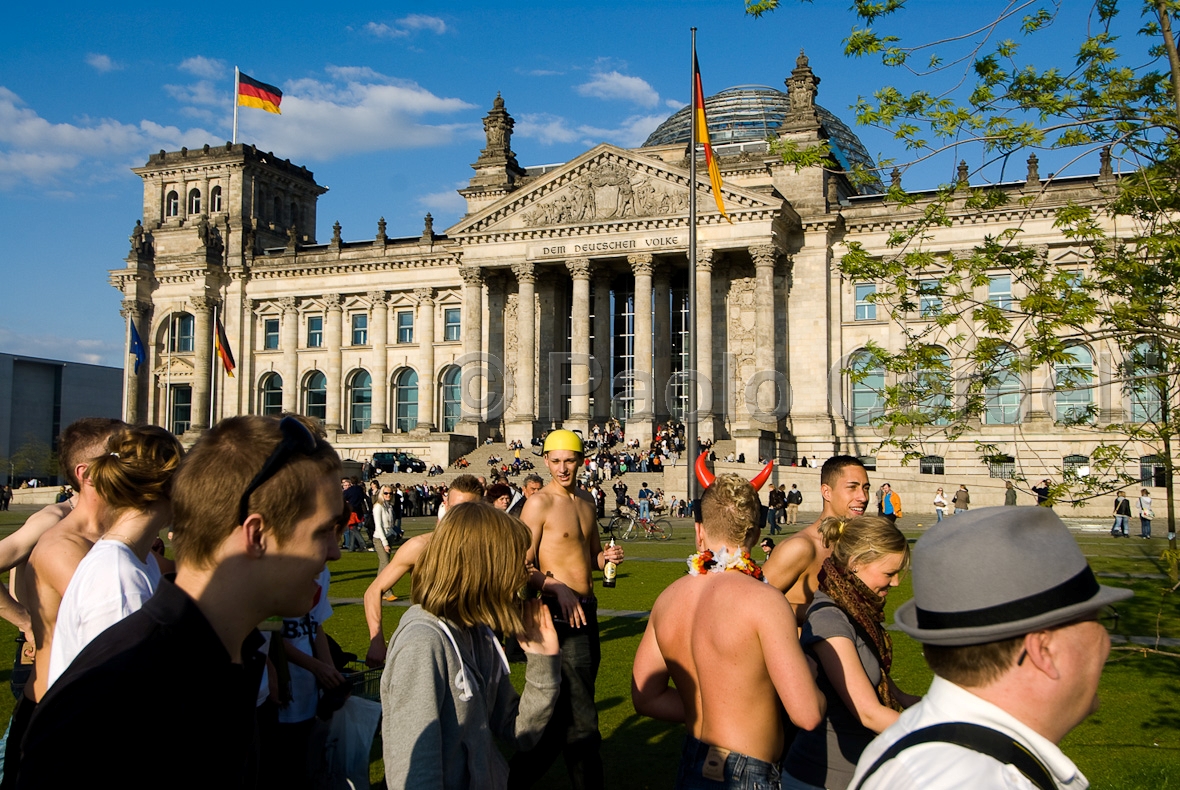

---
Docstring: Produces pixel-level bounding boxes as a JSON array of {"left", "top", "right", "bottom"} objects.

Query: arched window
[
  {"left": 260, "top": 373, "right": 283, "bottom": 416},
  {"left": 304, "top": 371, "right": 327, "bottom": 421},
  {"left": 1129, "top": 340, "right": 1164, "bottom": 423},
  {"left": 273, "top": 196, "right": 283, "bottom": 226},
  {"left": 848, "top": 351, "right": 884, "bottom": 426},
  {"left": 920, "top": 455, "right": 945, "bottom": 475},
  {"left": 985, "top": 348, "right": 1022, "bottom": 425},
  {"left": 440, "top": 365, "right": 461, "bottom": 433},
  {"left": 210, "top": 186, "right": 223, "bottom": 213},
  {"left": 348, "top": 370, "right": 372, "bottom": 434},
  {"left": 166, "top": 191, "right": 180, "bottom": 218},
  {"left": 1063, "top": 454, "right": 1090, "bottom": 478},
  {"left": 1054, "top": 346, "right": 1094, "bottom": 423},
  {"left": 188, "top": 188, "right": 201, "bottom": 215},
  {"left": 169, "top": 313, "right": 195, "bottom": 353},
  {"left": 395, "top": 369, "right": 419, "bottom": 432}
]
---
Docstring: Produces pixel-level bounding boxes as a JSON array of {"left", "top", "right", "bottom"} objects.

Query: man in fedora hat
[{"left": 850, "top": 506, "right": 1132, "bottom": 790}]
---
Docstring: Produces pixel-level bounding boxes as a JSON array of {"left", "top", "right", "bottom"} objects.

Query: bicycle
[{"left": 605, "top": 504, "right": 673, "bottom": 541}]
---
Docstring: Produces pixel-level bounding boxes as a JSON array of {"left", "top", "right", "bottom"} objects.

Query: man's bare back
[
  {"left": 19, "top": 512, "right": 104, "bottom": 702},
  {"left": 0, "top": 500, "right": 75, "bottom": 634},
  {"left": 634, "top": 571, "right": 823, "bottom": 763}
]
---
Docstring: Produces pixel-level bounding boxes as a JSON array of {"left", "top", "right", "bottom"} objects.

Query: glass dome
[{"left": 642, "top": 85, "right": 882, "bottom": 193}]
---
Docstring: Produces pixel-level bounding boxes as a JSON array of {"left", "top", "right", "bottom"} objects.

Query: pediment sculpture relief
[{"left": 521, "top": 163, "right": 690, "bottom": 227}]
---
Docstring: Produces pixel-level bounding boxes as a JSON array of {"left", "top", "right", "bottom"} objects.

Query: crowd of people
[{"left": 0, "top": 414, "right": 1135, "bottom": 790}]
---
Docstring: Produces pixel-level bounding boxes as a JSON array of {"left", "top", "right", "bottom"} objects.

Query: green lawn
[{"left": 1, "top": 510, "right": 1177, "bottom": 787}]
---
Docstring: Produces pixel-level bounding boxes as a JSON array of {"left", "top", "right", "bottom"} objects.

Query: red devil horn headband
[{"left": 695, "top": 453, "right": 773, "bottom": 493}]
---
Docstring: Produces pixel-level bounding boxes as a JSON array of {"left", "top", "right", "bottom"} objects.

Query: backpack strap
[{"left": 851, "top": 722, "right": 1055, "bottom": 790}]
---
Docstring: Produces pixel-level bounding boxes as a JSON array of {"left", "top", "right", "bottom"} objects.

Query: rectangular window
[
  {"left": 919, "top": 279, "right": 942, "bottom": 317},
  {"left": 920, "top": 455, "right": 945, "bottom": 475},
  {"left": 170, "top": 385, "right": 192, "bottom": 435},
  {"left": 351, "top": 313, "right": 368, "bottom": 346},
  {"left": 444, "top": 308, "right": 461, "bottom": 342},
  {"left": 397, "top": 311, "right": 414, "bottom": 344},
  {"left": 855, "top": 284, "right": 876, "bottom": 321},
  {"left": 306, "top": 315, "right": 323, "bottom": 348},
  {"left": 263, "top": 318, "right": 279, "bottom": 350},
  {"left": 988, "top": 275, "right": 1013, "bottom": 310}
]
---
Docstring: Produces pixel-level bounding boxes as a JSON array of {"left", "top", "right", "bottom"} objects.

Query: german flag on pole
[
  {"left": 215, "top": 315, "right": 236, "bottom": 377},
  {"left": 238, "top": 72, "right": 283, "bottom": 115},
  {"left": 693, "top": 51, "right": 729, "bottom": 222}
]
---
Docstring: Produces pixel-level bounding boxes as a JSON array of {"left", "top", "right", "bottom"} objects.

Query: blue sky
[{"left": 0, "top": 1, "right": 1145, "bottom": 368}]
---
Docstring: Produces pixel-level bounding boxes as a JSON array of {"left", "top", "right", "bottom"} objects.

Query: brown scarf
[{"left": 818, "top": 557, "right": 904, "bottom": 712}]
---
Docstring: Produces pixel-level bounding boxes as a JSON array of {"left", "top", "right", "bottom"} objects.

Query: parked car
[{"left": 371, "top": 451, "right": 427, "bottom": 474}]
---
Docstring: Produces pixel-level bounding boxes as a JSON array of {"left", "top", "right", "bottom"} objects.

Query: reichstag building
[{"left": 113, "top": 53, "right": 1160, "bottom": 490}]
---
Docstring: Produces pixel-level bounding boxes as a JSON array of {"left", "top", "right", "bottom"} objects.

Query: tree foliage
[{"left": 748, "top": 1, "right": 1180, "bottom": 569}]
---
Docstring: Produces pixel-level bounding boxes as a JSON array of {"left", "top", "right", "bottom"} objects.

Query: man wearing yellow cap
[{"left": 509, "top": 430, "right": 623, "bottom": 789}]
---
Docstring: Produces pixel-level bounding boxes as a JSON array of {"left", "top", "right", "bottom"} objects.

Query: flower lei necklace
[{"left": 687, "top": 546, "right": 766, "bottom": 582}]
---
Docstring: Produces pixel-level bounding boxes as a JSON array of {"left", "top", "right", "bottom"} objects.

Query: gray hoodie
[{"left": 381, "top": 605, "right": 561, "bottom": 789}]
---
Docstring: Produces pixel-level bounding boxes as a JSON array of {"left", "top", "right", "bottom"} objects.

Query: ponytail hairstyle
[
  {"left": 87, "top": 426, "right": 184, "bottom": 517},
  {"left": 818, "top": 515, "right": 910, "bottom": 573}
]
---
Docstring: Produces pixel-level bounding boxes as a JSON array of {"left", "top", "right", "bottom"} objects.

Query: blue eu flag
[{"left": 129, "top": 320, "right": 146, "bottom": 375}]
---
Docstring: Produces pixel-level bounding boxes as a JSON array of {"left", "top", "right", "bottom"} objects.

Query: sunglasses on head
[{"left": 237, "top": 416, "right": 318, "bottom": 525}]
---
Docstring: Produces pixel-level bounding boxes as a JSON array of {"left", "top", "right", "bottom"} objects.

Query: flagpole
[
  {"left": 210, "top": 305, "right": 219, "bottom": 428},
  {"left": 232, "top": 67, "right": 240, "bottom": 145},
  {"left": 687, "top": 27, "right": 699, "bottom": 505},
  {"left": 122, "top": 311, "right": 131, "bottom": 422}
]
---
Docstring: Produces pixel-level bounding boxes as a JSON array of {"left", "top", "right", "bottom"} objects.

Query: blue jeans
[
  {"left": 638, "top": 500, "right": 650, "bottom": 520},
  {"left": 342, "top": 526, "right": 365, "bottom": 551},
  {"left": 1113, "top": 515, "right": 1129, "bottom": 536},
  {"left": 675, "top": 736, "right": 781, "bottom": 790},
  {"left": 935, "top": 508, "right": 944, "bottom": 522},
  {"left": 1141, "top": 516, "right": 1152, "bottom": 538}
]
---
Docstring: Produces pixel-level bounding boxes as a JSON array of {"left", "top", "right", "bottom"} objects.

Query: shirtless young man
[
  {"left": 763, "top": 455, "right": 869, "bottom": 625},
  {"left": 362, "top": 474, "right": 484, "bottom": 666},
  {"left": 508, "top": 430, "right": 624, "bottom": 790},
  {"left": 632, "top": 473, "right": 825, "bottom": 787},
  {"left": 0, "top": 418, "right": 126, "bottom": 788}
]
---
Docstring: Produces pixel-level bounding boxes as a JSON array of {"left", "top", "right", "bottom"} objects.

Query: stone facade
[{"left": 110, "top": 59, "right": 1168, "bottom": 494}]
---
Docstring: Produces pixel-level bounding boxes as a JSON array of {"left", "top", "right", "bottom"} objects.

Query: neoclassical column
[
  {"left": 652, "top": 263, "right": 671, "bottom": 420},
  {"left": 415, "top": 287, "right": 437, "bottom": 431},
  {"left": 324, "top": 294, "right": 344, "bottom": 431},
  {"left": 592, "top": 267, "right": 612, "bottom": 424},
  {"left": 191, "top": 295, "right": 214, "bottom": 431},
  {"left": 368, "top": 291, "right": 389, "bottom": 431},
  {"left": 512, "top": 262, "right": 537, "bottom": 424},
  {"left": 629, "top": 253, "right": 654, "bottom": 433},
  {"left": 120, "top": 299, "right": 151, "bottom": 425},
  {"left": 459, "top": 266, "right": 484, "bottom": 427},
  {"left": 567, "top": 258, "right": 592, "bottom": 429},
  {"left": 750, "top": 245, "right": 780, "bottom": 422},
  {"left": 279, "top": 297, "right": 299, "bottom": 414},
  {"left": 695, "top": 248, "right": 716, "bottom": 438}
]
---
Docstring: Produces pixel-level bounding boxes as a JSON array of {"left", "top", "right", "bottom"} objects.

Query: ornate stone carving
[
  {"left": 278, "top": 296, "right": 298, "bottom": 313},
  {"left": 285, "top": 226, "right": 298, "bottom": 252},
  {"left": 957, "top": 161, "right": 970, "bottom": 188},
  {"left": 749, "top": 245, "right": 779, "bottom": 269},
  {"left": 628, "top": 253, "right": 653, "bottom": 277},
  {"left": 1025, "top": 154, "right": 1039, "bottom": 184},
  {"left": 119, "top": 299, "right": 152, "bottom": 319},
  {"left": 459, "top": 266, "right": 484, "bottom": 287},
  {"left": 323, "top": 293, "right": 343, "bottom": 310},
  {"left": 367, "top": 290, "right": 389, "bottom": 305},
  {"left": 512, "top": 262, "right": 536, "bottom": 284},
  {"left": 1099, "top": 145, "right": 1113, "bottom": 179},
  {"left": 414, "top": 287, "right": 435, "bottom": 305},
  {"left": 696, "top": 247, "right": 716, "bottom": 272},
  {"left": 129, "top": 220, "right": 146, "bottom": 256},
  {"left": 783, "top": 50, "right": 821, "bottom": 131},
  {"left": 421, "top": 213, "right": 434, "bottom": 242},
  {"left": 565, "top": 258, "right": 591, "bottom": 280},
  {"left": 520, "top": 162, "right": 689, "bottom": 227},
  {"left": 890, "top": 168, "right": 902, "bottom": 189},
  {"left": 331, "top": 221, "right": 342, "bottom": 246},
  {"left": 727, "top": 269, "right": 759, "bottom": 378},
  {"left": 191, "top": 295, "right": 215, "bottom": 312},
  {"left": 376, "top": 217, "right": 387, "bottom": 243}
]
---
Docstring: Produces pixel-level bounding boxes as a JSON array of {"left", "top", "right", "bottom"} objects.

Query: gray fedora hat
[{"left": 894, "top": 506, "right": 1132, "bottom": 646}]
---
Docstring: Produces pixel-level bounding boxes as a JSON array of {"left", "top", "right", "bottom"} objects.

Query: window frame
[
  {"left": 348, "top": 370, "right": 372, "bottom": 434},
  {"left": 395, "top": 369, "right": 419, "bottom": 432},
  {"left": 854, "top": 283, "right": 877, "bottom": 322},
  {"left": 263, "top": 318, "right": 280, "bottom": 350},
  {"left": 305, "top": 371, "right": 327, "bottom": 421},
  {"left": 260, "top": 373, "right": 283, "bottom": 416},
  {"left": 396, "top": 311, "right": 414, "bottom": 344},
  {"left": 919, "top": 455, "right": 945, "bottom": 475},
  {"left": 351, "top": 313, "right": 369, "bottom": 346},
  {"left": 988, "top": 274, "right": 1013, "bottom": 310},
  {"left": 443, "top": 308, "right": 461, "bottom": 342},
  {"left": 306, "top": 315, "right": 323, "bottom": 348}
]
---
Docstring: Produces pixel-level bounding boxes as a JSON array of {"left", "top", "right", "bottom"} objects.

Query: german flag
[
  {"left": 238, "top": 72, "right": 283, "bottom": 115},
  {"left": 693, "top": 51, "right": 729, "bottom": 222},
  {"left": 215, "top": 315, "right": 236, "bottom": 377}
]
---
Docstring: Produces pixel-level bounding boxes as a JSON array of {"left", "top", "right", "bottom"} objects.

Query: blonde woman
[
  {"left": 783, "top": 516, "right": 920, "bottom": 790},
  {"left": 932, "top": 488, "right": 947, "bottom": 522},
  {"left": 381, "top": 502, "right": 560, "bottom": 789}
]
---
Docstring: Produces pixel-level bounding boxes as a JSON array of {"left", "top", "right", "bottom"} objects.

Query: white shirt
[
  {"left": 850, "top": 676, "right": 1088, "bottom": 790},
  {"left": 278, "top": 565, "right": 333, "bottom": 723},
  {"left": 48, "top": 539, "right": 161, "bottom": 687}
]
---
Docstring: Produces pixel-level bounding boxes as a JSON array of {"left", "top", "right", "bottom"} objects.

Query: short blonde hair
[
  {"left": 818, "top": 515, "right": 910, "bottom": 573},
  {"left": 699, "top": 473, "right": 761, "bottom": 548},
  {"left": 412, "top": 502, "right": 529, "bottom": 636}
]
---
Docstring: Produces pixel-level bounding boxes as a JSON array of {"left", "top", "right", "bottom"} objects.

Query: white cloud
[
  {"left": 576, "top": 71, "right": 660, "bottom": 108},
  {"left": 577, "top": 114, "right": 667, "bottom": 148},
  {"left": 519, "top": 68, "right": 564, "bottom": 77},
  {"left": 417, "top": 184, "right": 467, "bottom": 215},
  {"left": 163, "top": 80, "right": 226, "bottom": 107},
  {"left": 366, "top": 14, "right": 447, "bottom": 39},
  {"left": 85, "top": 53, "right": 120, "bottom": 73},
  {"left": 0, "top": 327, "right": 122, "bottom": 367},
  {"left": 516, "top": 113, "right": 581, "bottom": 145},
  {"left": 666, "top": 98, "right": 684, "bottom": 110},
  {"left": 179, "top": 56, "right": 227, "bottom": 80},
  {"left": 0, "top": 86, "right": 214, "bottom": 189},
  {"left": 238, "top": 72, "right": 476, "bottom": 161}
]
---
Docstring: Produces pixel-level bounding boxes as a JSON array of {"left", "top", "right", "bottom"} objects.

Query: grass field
[{"left": 0, "top": 508, "right": 1177, "bottom": 788}]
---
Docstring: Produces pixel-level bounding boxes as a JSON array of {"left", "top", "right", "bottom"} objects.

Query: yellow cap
[{"left": 542, "top": 429, "right": 584, "bottom": 455}]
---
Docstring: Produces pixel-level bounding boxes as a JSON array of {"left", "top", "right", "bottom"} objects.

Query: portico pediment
[
  {"left": 448, "top": 144, "right": 786, "bottom": 238},
  {"left": 153, "top": 354, "right": 196, "bottom": 378}
]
